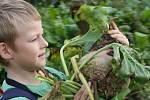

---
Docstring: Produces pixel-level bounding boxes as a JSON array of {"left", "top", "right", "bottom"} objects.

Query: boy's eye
[
  {"left": 30, "top": 34, "right": 43, "bottom": 42},
  {"left": 31, "top": 37, "right": 38, "bottom": 42}
]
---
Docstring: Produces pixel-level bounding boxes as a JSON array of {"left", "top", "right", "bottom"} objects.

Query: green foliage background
[
  {"left": 34, "top": 0, "right": 150, "bottom": 70},
  {"left": 0, "top": 1, "right": 150, "bottom": 98}
]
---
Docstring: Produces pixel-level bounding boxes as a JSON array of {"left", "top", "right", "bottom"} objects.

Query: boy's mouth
[{"left": 38, "top": 53, "right": 45, "bottom": 58}]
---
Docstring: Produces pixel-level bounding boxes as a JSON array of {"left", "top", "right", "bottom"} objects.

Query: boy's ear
[{"left": 0, "top": 43, "right": 13, "bottom": 60}]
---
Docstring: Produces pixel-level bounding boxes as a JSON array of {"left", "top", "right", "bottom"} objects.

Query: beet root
[{"left": 79, "top": 49, "right": 127, "bottom": 97}]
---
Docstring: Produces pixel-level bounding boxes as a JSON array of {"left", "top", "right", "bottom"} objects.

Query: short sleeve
[{"left": 44, "top": 67, "right": 66, "bottom": 81}]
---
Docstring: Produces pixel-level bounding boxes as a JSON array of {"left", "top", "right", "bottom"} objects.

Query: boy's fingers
[
  {"left": 73, "top": 85, "right": 86, "bottom": 100},
  {"left": 116, "top": 37, "right": 129, "bottom": 45},
  {"left": 107, "top": 30, "right": 122, "bottom": 35},
  {"left": 107, "top": 21, "right": 129, "bottom": 45},
  {"left": 87, "top": 97, "right": 90, "bottom": 100},
  {"left": 80, "top": 82, "right": 92, "bottom": 100},
  {"left": 109, "top": 23, "right": 113, "bottom": 30},
  {"left": 37, "top": 70, "right": 45, "bottom": 77},
  {"left": 111, "top": 34, "right": 129, "bottom": 45},
  {"left": 111, "top": 34, "right": 126, "bottom": 39},
  {"left": 79, "top": 89, "right": 89, "bottom": 100},
  {"left": 111, "top": 21, "right": 119, "bottom": 31}
]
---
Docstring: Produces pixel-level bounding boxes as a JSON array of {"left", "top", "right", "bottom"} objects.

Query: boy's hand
[
  {"left": 73, "top": 82, "right": 92, "bottom": 100},
  {"left": 107, "top": 21, "right": 129, "bottom": 46}
]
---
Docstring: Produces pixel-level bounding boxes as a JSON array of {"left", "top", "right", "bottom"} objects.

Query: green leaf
[
  {"left": 111, "top": 88, "right": 131, "bottom": 100},
  {"left": 134, "top": 32, "right": 149, "bottom": 49},
  {"left": 119, "top": 25, "right": 131, "bottom": 32},
  {"left": 76, "top": 4, "right": 111, "bottom": 34},
  {"left": 36, "top": 75, "right": 55, "bottom": 85},
  {"left": 64, "top": 24, "right": 79, "bottom": 37},
  {"left": 118, "top": 44, "right": 150, "bottom": 83},
  {"left": 119, "top": 55, "right": 133, "bottom": 77},
  {"left": 141, "top": 8, "right": 150, "bottom": 20},
  {"left": 142, "top": 50, "right": 150, "bottom": 60},
  {"left": 79, "top": 31, "right": 101, "bottom": 52},
  {"left": 135, "top": 64, "right": 150, "bottom": 83},
  {"left": 113, "top": 45, "right": 121, "bottom": 63}
]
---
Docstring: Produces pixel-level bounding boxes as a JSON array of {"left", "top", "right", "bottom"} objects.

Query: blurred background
[{"left": 0, "top": 0, "right": 149, "bottom": 87}]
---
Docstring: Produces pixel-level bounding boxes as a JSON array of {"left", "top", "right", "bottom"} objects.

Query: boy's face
[{"left": 11, "top": 20, "right": 48, "bottom": 71}]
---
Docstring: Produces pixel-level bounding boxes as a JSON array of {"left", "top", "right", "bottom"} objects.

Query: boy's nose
[{"left": 40, "top": 37, "right": 48, "bottom": 48}]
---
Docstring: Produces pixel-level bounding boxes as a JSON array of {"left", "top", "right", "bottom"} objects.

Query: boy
[
  {"left": 0, "top": 0, "right": 65, "bottom": 99},
  {"left": 0, "top": 0, "right": 129, "bottom": 100}
]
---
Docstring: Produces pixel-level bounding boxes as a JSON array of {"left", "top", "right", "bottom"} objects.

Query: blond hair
[{"left": 0, "top": 0, "right": 41, "bottom": 65}]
